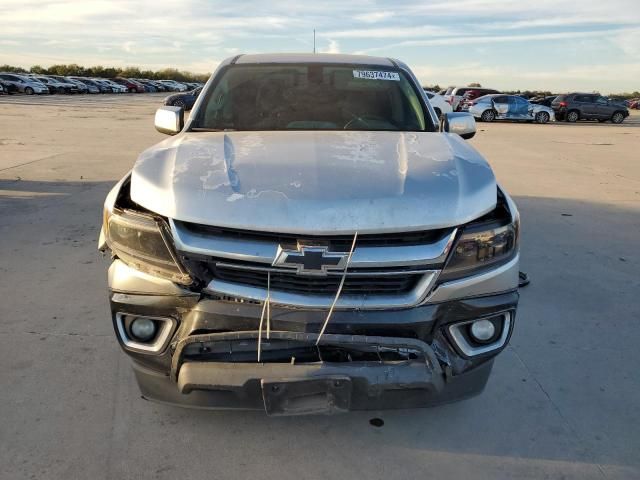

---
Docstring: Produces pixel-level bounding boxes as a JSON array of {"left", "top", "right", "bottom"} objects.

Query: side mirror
[
  {"left": 155, "top": 106, "right": 184, "bottom": 135},
  {"left": 440, "top": 112, "right": 476, "bottom": 140}
]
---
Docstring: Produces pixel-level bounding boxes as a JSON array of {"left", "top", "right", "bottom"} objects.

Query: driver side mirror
[
  {"left": 155, "top": 106, "right": 184, "bottom": 135},
  {"left": 440, "top": 112, "right": 476, "bottom": 140}
]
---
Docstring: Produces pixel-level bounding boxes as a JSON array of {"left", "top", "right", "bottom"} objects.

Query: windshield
[{"left": 193, "top": 64, "right": 429, "bottom": 132}]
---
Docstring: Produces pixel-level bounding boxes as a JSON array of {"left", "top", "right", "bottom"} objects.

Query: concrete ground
[{"left": 1, "top": 93, "right": 639, "bottom": 480}]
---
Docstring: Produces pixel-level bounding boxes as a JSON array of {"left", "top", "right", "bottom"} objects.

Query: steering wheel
[{"left": 343, "top": 114, "right": 388, "bottom": 130}]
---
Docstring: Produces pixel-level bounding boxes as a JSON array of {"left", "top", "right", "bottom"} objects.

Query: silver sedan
[{"left": 469, "top": 94, "right": 555, "bottom": 123}]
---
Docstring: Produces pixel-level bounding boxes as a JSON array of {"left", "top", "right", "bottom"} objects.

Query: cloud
[
  {"left": 321, "top": 25, "right": 455, "bottom": 39},
  {"left": 612, "top": 28, "right": 640, "bottom": 58},
  {"left": 319, "top": 39, "right": 340, "bottom": 54},
  {"left": 354, "top": 11, "right": 395, "bottom": 23},
  {"left": 358, "top": 28, "right": 633, "bottom": 54}
]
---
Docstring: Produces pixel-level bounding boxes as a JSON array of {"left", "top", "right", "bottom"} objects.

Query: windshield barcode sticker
[{"left": 353, "top": 70, "right": 400, "bottom": 81}]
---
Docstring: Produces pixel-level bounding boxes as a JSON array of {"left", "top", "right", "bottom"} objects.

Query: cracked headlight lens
[
  {"left": 440, "top": 219, "right": 519, "bottom": 281},
  {"left": 105, "top": 209, "right": 191, "bottom": 285}
]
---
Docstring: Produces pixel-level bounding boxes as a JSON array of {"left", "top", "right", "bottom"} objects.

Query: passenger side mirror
[
  {"left": 440, "top": 112, "right": 476, "bottom": 140},
  {"left": 154, "top": 106, "right": 184, "bottom": 135}
]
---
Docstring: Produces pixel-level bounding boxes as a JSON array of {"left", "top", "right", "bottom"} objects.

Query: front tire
[
  {"left": 611, "top": 112, "right": 625, "bottom": 124},
  {"left": 535, "top": 111, "right": 550, "bottom": 124},
  {"left": 566, "top": 110, "right": 579, "bottom": 122},
  {"left": 24, "top": 86, "right": 34, "bottom": 95},
  {"left": 480, "top": 109, "right": 496, "bottom": 122}
]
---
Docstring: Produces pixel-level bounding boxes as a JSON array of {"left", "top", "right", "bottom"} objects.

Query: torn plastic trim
[{"left": 170, "top": 331, "right": 442, "bottom": 382}]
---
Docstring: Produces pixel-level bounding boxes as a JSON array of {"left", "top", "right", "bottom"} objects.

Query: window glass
[
  {"left": 493, "top": 96, "right": 508, "bottom": 103},
  {"left": 196, "top": 64, "right": 429, "bottom": 132}
]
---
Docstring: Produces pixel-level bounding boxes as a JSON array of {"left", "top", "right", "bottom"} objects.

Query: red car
[
  {"left": 459, "top": 89, "right": 499, "bottom": 111},
  {"left": 112, "top": 77, "right": 145, "bottom": 93}
]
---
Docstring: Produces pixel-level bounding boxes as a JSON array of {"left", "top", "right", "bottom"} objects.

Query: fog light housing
[
  {"left": 470, "top": 319, "right": 496, "bottom": 343},
  {"left": 129, "top": 317, "right": 157, "bottom": 342},
  {"left": 447, "top": 312, "right": 512, "bottom": 357}
]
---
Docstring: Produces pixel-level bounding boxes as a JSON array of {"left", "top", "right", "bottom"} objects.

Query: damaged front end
[{"left": 101, "top": 174, "right": 519, "bottom": 415}]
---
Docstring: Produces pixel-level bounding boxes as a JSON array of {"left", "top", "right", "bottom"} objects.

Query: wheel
[
  {"left": 566, "top": 110, "right": 579, "bottom": 122},
  {"left": 535, "top": 111, "right": 550, "bottom": 124},
  {"left": 480, "top": 109, "right": 496, "bottom": 122},
  {"left": 24, "top": 86, "right": 34, "bottom": 95},
  {"left": 611, "top": 112, "right": 625, "bottom": 124}
]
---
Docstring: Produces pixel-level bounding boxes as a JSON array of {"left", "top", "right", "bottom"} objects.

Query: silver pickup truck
[{"left": 99, "top": 53, "right": 520, "bottom": 415}]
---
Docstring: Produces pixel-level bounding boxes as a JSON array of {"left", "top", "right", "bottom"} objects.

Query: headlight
[
  {"left": 105, "top": 209, "right": 191, "bottom": 285},
  {"left": 440, "top": 217, "right": 519, "bottom": 282}
]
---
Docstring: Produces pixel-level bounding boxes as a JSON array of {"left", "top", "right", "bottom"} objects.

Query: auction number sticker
[{"left": 353, "top": 70, "right": 400, "bottom": 81}]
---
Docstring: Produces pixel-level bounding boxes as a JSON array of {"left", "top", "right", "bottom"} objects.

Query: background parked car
[
  {"left": 444, "top": 86, "right": 501, "bottom": 111},
  {"left": 47, "top": 75, "right": 89, "bottom": 94},
  {"left": 145, "top": 80, "right": 167, "bottom": 92},
  {"left": 134, "top": 79, "right": 158, "bottom": 92},
  {"left": 163, "top": 86, "right": 203, "bottom": 110},
  {"left": 552, "top": 93, "right": 629, "bottom": 123},
  {"left": 157, "top": 79, "right": 188, "bottom": 92},
  {"left": 458, "top": 89, "right": 501, "bottom": 111},
  {"left": 102, "top": 79, "right": 128, "bottom": 93},
  {"left": 64, "top": 77, "right": 92, "bottom": 94},
  {"left": 69, "top": 77, "right": 105, "bottom": 93},
  {"left": 423, "top": 89, "right": 452, "bottom": 118},
  {"left": 469, "top": 94, "right": 555, "bottom": 124},
  {"left": 0, "top": 73, "right": 49, "bottom": 94},
  {"left": 33, "top": 75, "right": 79, "bottom": 94},
  {"left": 111, "top": 77, "right": 141, "bottom": 93},
  {"left": 530, "top": 95, "right": 557, "bottom": 107},
  {"left": 0, "top": 79, "right": 18, "bottom": 94}
]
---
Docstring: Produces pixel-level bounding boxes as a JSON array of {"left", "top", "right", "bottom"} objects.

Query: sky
[{"left": 1, "top": 0, "right": 639, "bottom": 92}]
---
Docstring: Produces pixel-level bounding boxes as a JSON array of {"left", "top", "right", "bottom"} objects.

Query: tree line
[{"left": 0, "top": 64, "right": 210, "bottom": 83}]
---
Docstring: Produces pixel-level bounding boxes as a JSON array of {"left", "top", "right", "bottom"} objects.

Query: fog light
[
  {"left": 470, "top": 319, "right": 496, "bottom": 342},
  {"left": 130, "top": 317, "right": 156, "bottom": 342}
]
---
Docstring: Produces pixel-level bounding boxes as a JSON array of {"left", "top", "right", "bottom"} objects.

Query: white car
[
  {"left": 468, "top": 94, "right": 555, "bottom": 124},
  {"left": 423, "top": 90, "right": 452, "bottom": 118}
]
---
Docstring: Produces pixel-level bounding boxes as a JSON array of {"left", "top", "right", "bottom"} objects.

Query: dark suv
[{"left": 552, "top": 93, "right": 629, "bottom": 123}]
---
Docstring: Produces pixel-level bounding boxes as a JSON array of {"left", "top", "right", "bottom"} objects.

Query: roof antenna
[{"left": 313, "top": 29, "right": 316, "bottom": 53}]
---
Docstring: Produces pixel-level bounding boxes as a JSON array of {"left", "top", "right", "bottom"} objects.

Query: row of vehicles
[
  {"left": 437, "top": 85, "right": 630, "bottom": 124},
  {"left": 0, "top": 72, "right": 202, "bottom": 95}
]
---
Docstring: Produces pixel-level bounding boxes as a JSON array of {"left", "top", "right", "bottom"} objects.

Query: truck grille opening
[
  {"left": 181, "top": 338, "right": 425, "bottom": 364},
  {"left": 176, "top": 221, "right": 452, "bottom": 249},
  {"left": 212, "top": 265, "right": 421, "bottom": 295}
]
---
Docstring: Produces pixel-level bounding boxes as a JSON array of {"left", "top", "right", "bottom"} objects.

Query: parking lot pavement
[{"left": 1, "top": 96, "right": 639, "bottom": 480}]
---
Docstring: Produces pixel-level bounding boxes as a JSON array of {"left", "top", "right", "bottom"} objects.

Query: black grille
[
  {"left": 213, "top": 265, "right": 420, "bottom": 295},
  {"left": 182, "top": 338, "right": 424, "bottom": 364},
  {"left": 177, "top": 221, "right": 452, "bottom": 249}
]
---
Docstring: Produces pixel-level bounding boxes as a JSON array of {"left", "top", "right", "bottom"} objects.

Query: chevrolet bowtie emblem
[{"left": 273, "top": 245, "right": 348, "bottom": 275}]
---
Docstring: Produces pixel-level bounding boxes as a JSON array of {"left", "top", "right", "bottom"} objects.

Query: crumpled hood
[{"left": 131, "top": 130, "right": 496, "bottom": 234}]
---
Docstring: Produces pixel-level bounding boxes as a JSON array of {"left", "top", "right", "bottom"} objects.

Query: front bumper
[{"left": 108, "top": 257, "right": 519, "bottom": 414}]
